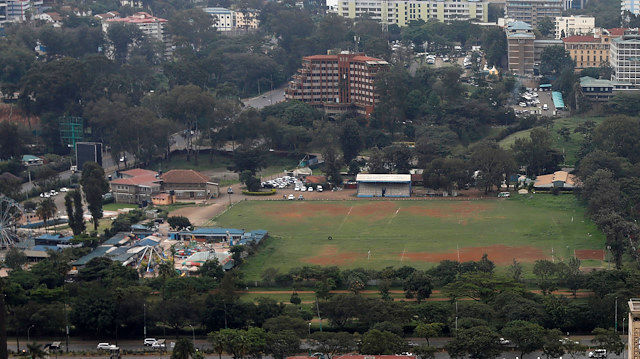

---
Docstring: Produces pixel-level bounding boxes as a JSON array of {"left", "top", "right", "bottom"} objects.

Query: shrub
[{"left": 242, "top": 189, "right": 277, "bottom": 196}]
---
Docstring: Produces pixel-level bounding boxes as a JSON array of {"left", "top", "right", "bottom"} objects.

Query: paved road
[{"left": 242, "top": 86, "right": 286, "bottom": 109}]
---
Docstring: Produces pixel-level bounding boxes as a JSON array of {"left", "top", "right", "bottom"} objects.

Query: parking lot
[{"left": 513, "top": 89, "right": 556, "bottom": 117}]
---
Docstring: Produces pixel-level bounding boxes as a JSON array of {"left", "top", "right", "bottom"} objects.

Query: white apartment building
[
  {"left": 204, "top": 7, "right": 234, "bottom": 31},
  {"left": 622, "top": 0, "right": 640, "bottom": 15},
  {"left": 103, "top": 12, "right": 172, "bottom": 57},
  {"left": 203, "top": 7, "right": 259, "bottom": 31},
  {"left": 555, "top": 15, "right": 595, "bottom": 39},
  {"left": 6, "top": 0, "right": 29, "bottom": 21},
  {"left": 337, "top": 0, "right": 488, "bottom": 26},
  {"left": 610, "top": 30, "right": 640, "bottom": 85}
]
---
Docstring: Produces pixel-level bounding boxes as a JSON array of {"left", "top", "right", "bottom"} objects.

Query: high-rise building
[
  {"left": 555, "top": 15, "right": 595, "bottom": 39},
  {"left": 506, "top": 21, "right": 535, "bottom": 75},
  {"left": 505, "top": 0, "right": 562, "bottom": 28},
  {"left": 203, "top": 7, "right": 260, "bottom": 32},
  {"left": 337, "top": 0, "right": 488, "bottom": 26},
  {"left": 622, "top": 0, "right": 640, "bottom": 16},
  {"left": 611, "top": 30, "right": 640, "bottom": 85},
  {"left": 285, "top": 52, "right": 389, "bottom": 116}
]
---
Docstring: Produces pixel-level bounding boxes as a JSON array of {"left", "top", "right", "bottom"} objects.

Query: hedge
[{"left": 242, "top": 189, "right": 277, "bottom": 196}]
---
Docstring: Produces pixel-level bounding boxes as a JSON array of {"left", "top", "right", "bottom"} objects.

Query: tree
[
  {"left": 508, "top": 259, "right": 523, "bottom": 282},
  {"left": 310, "top": 332, "right": 355, "bottom": 357},
  {"left": 470, "top": 141, "right": 516, "bottom": 193},
  {"left": 289, "top": 292, "right": 301, "bottom": 305},
  {"left": 403, "top": 271, "right": 432, "bottom": 302},
  {"left": 423, "top": 158, "right": 468, "bottom": 195},
  {"left": 383, "top": 145, "right": 413, "bottom": 173},
  {"left": 414, "top": 345, "right": 438, "bottom": 359},
  {"left": 445, "top": 326, "right": 502, "bottom": 359},
  {"left": 172, "top": 337, "right": 196, "bottom": 359},
  {"left": 0, "top": 122, "right": 28, "bottom": 159},
  {"left": 36, "top": 198, "right": 57, "bottom": 230},
  {"left": 167, "top": 216, "right": 192, "bottom": 231},
  {"left": 107, "top": 22, "right": 145, "bottom": 63},
  {"left": 591, "top": 328, "right": 624, "bottom": 357},
  {"left": 542, "top": 329, "right": 565, "bottom": 359},
  {"left": 537, "top": 17, "right": 555, "bottom": 37},
  {"left": 323, "top": 147, "right": 342, "bottom": 186},
  {"left": 414, "top": 322, "right": 444, "bottom": 346},
  {"left": 25, "top": 343, "right": 46, "bottom": 359},
  {"left": 512, "top": 127, "right": 562, "bottom": 176},
  {"left": 4, "top": 247, "right": 27, "bottom": 270},
  {"left": 266, "top": 330, "right": 300, "bottom": 359},
  {"left": 64, "top": 190, "right": 85, "bottom": 235},
  {"left": 360, "top": 329, "right": 407, "bottom": 355},
  {"left": 198, "top": 259, "right": 224, "bottom": 279},
  {"left": 80, "top": 162, "right": 109, "bottom": 231},
  {"left": 340, "top": 120, "right": 363, "bottom": 164},
  {"left": 533, "top": 260, "right": 560, "bottom": 295},
  {"left": 263, "top": 316, "right": 308, "bottom": 337},
  {"left": 563, "top": 257, "right": 583, "bottom": 297},
  {"left": 240, "top": 170, "right": 261, "bottom": 192},
  {"left": 540, "top": 46, "right": 574, "bottom": 77},
  {"left": 501, "top": 320, "right": 546, "bottom": 358}
]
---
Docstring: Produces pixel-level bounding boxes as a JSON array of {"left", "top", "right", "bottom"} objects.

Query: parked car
[
  {"left": 317, "top": 185, "right": 323, "bottom": 192},
  {"left": 543, "top": 104, "right": 548, "bottom": 110},
  {"left": 97, "top": 343, "right": 113, "bottom": 350},
  {"left": 152, "top": 339, "right": 166, "bottom": 349},
  {"left": 499, "top": 338, "right": 510, "bottom": 345},
  {"left": 589, "top": 349, "right": 607, "bottom": 358},
  {"left": 144, "top": 338, "right": 157, "bottom": 346},
  {"left": 498, "top": 192, "right": 510, "bottom": 198},
  {"left": 559, "top": 338, "right": 579, "bottom": 345},
  {"left": 59, "top": 187, "right": 69, "bottom": 192},
  {"left": 288, "top": 194, "right": 295, "bottom": 200}
]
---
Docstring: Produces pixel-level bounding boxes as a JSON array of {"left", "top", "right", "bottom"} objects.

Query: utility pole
[{"left": 615, "top": 297, "right": 618, "bottom": 333}]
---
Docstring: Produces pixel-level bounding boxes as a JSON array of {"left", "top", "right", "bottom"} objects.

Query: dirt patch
[
  {"left": 403, "top": 202, "right": 492, "bottom": 222},
  {"left": 301, "top": 245, "right": 363, "bottom": 265},
  {"left": 575, "top": 249, "right": 605, "bottom": 260},
  {"left": 401, "top": 244, "right": 548, "bottom": 264},
  {"left": 263, "top": 203, "right": 349, "bottom": 221},
  {"left": 349, "top": 202, "right": 399, "bottom": 221}
]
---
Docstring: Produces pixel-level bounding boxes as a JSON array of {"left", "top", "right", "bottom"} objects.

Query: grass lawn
[
  {"left": 213, "top": 194, "right": 605, "bottom": 281},
  {"left": 103, "top": 203, "right": 138, "bottom": 211},
  {"left": 499, "top": 116, "right": 606, "bottom": 167},
  {"left": 146, "top": 152, "right": 300, "bottom": 176}
]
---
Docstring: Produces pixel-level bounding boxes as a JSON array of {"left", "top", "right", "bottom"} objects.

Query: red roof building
[
  {"left": 110, "top": 169, "right": 161, "bottom": 204},
  {"left": 285, "top": 52, "right": 389, "bottom": 116}
]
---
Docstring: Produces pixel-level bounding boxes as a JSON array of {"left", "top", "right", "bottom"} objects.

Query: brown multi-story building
[
  {"left": 506, "top": 21, "right": 535, "bottom": 75},
  {"left": 563, "top": 34, "right": 611, "bottom": 70},
  {"left": 285, "top": 52, "right": 389, "bottom": 116},
  {"left": 562, "top": 28, "right": 628, "bottom": 71}
]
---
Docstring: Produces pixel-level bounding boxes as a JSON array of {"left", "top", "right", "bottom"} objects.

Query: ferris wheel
[{"left": 0, "top": 195, "right": 24, "bottom": 248}]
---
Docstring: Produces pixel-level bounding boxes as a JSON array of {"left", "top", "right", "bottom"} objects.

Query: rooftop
[
  {"left": 107, "top": 12, "right": 167, "bottom": 24},
  {"left": 533, "top": 171, "right": 579, "bottom": 188},
  {"left": 121, "top": 168, "right": 158, "bottom": 177},
  {"left": 562, "top": 35, "right": 599, "bottom": 43},
  {"left": 161, "top": 169, "right": 210, "bottom": 184},
  {"left": 110, "top": 174, "right": 160, "bottom": 187},
  {"left": 356, "top": 174, "right": 412, "bottom": 183},
  {"left": 507, "top": 20, "right": 533, "bottom": 31},
  {"left": 630, "top": 298, "right": 640, "bottom": 313}
]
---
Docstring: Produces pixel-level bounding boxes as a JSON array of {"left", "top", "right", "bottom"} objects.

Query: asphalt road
[{"left": 242, "top": 86, "right": 286, "bottom": 109}]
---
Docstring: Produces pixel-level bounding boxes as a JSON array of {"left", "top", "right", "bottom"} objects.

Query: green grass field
[
  {"left": 499, "top": 116, "right": 605, "bottom": 167},
  {"left": 213, "top": 195, "right": 605, "bottom": 281}
]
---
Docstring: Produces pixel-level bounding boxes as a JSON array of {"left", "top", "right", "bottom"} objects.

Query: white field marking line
[
  {"left": 387, "top": 207, "right": 401, "bottom": 225},
  {"left": 336, "top": 206, "right": 353, "bottom": 233},
  {"left": 401, "top": 246, "right": 406, "bottom": 262}
]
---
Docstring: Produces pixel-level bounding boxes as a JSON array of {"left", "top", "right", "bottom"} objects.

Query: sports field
[{"left": 213, "top": 195, "right": 605, "bottom": 280}]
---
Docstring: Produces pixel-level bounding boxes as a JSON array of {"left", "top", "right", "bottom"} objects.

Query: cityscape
[{"left": 0, "top": 0, "right": 640, "bottom": 357}]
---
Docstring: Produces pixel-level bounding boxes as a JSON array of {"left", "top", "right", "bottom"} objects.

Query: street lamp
[
  {"left": 189, "top": 325, "right": 195, "bottom": 345},
  {"left": 308, "top": 322, "right": 311, "bottom": 336},
  {"left": 27, "top": 324, "right": 35, "bottom": 343}
]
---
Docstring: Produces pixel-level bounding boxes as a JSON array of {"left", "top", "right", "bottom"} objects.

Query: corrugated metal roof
[{"left": 356, "top": 174, "right": 412, "bottom": 182}]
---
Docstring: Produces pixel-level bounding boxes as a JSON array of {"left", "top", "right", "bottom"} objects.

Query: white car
[
  {"left": 307, "top": 187, "right": 313, "bottom": 192},
  {"left": 59, "top": 187, "right": 69, "bottom": 192},
  {"left": 288, "top": 194, "right": 295, "bottom": 200},
  {"left": 317, "top": 185, "right": 323, "bottom": 192},
  {"left": 300, "top": 187, "right": 306, "bottom": 192},
  {"left": 144, "top": 338, "right": 157, "bottom": 346},
  {"left": 152, "top": 339, "right": 166, "bottom": 349},
  {"left": 97, "top": 343, "right": 112, "bottom": 350},
  {"left": 589, "top": 349, "right": 607, "bottom": 358},
  {"left": 294, "top": 187, "right": 300, "bottom": 191},
  {"left": 499, "top": 338, "right": 510, "bottom": 345},
  {"left": 543, "top": 104, "right": 548, "bottom": 110}
]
